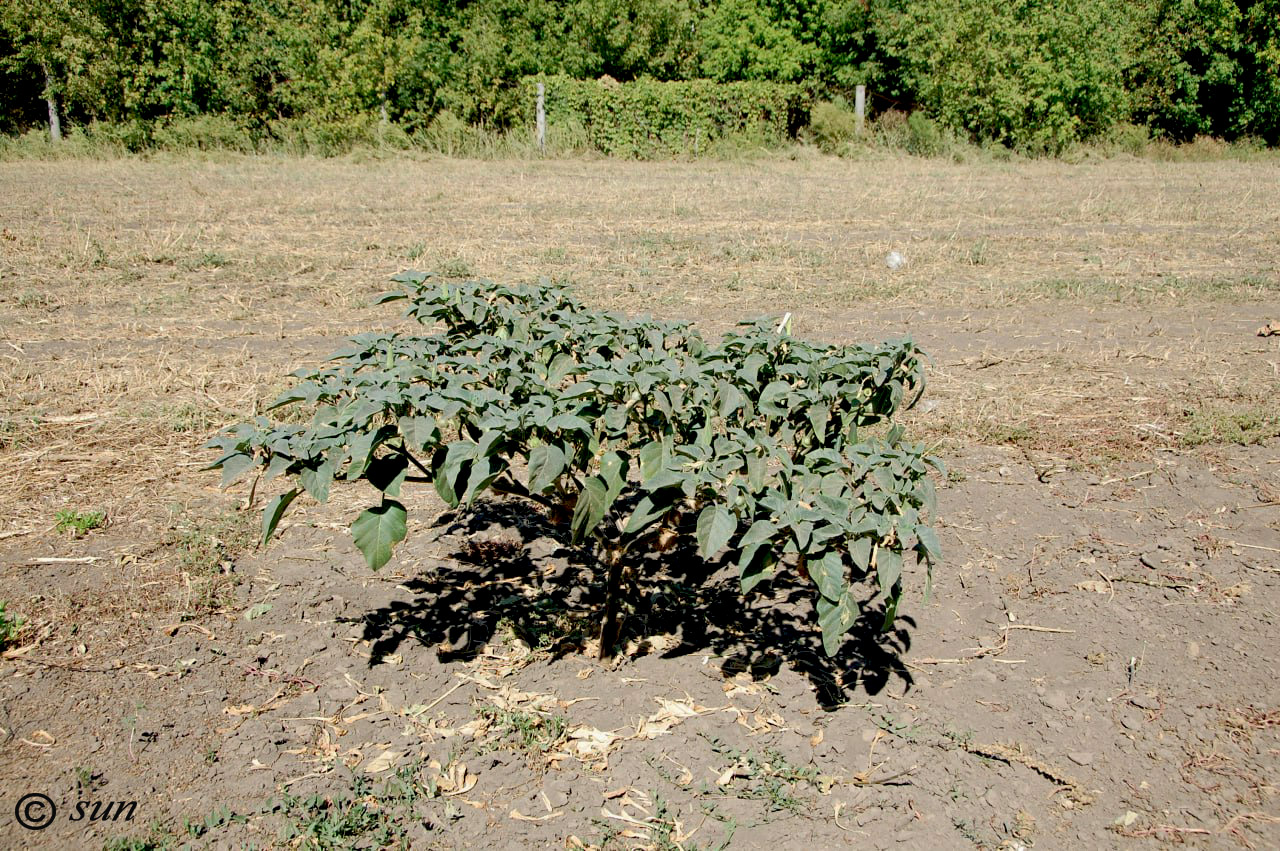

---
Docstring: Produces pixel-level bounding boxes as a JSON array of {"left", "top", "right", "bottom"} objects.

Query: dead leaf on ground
[
  {"left": 362, "top": 749, "right": 402, "bottom": 774},
  {"left": 509, "top": 808, "right": 563, "bottom": 822}
]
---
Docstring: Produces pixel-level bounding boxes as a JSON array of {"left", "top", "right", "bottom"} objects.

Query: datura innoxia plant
[{"left": 207, "top": 273, "right": 942, "bottom": 658}]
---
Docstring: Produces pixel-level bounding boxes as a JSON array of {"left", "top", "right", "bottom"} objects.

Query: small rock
[
  {"left": 1067, "top": 751, "right": 1094, "bottom": 766},
  {"left": 855, "top": 805, "right": 883, "bottom": 827},
  {"left": 380, "top": 686, "right": 407, "bottom": 710},
  {"left": 885, "top": 251, "right": 905, "bottom": 270},
  {"left": 1120, "top": 711, "right": 1143, "bottom": 731},
  {"left": 544, "top": 557, "right": 571, "bottom": 580},
  {"left": 1130, "top": 693, "right": 1160, "bottom": 710},
  {"left": 1186, "top": 641, "right": 1200, "bottom": 659},
  {"left": 1139, "top": 552, "right": 1161, "bottom": 570},
  {"left": 526, "top": 537, "right": 559, "bottom": 560},
  {"left": 1040, "top": 690, "right": 1071, "bottom": 712},
  {"left": 541, "top": 780, "right": 572, "bottom": 809}
]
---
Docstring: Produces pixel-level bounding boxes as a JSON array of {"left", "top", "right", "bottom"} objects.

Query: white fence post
[
  {"left": 855, "top": 85, "right": 866, "bottom": 135},
  {"left": 536, "top": 83, "right": 546, "bottom": 153}
]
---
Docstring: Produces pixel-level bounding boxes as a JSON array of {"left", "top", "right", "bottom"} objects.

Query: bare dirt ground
[{"left": 0, "top": 152, "right": 1278, "bottom": 849}]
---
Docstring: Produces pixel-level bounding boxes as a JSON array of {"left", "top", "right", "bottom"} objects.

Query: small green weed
[
  {"left": 700, "top": 735, "right": 825, "bottom": 815},
  {"left": 75, "top": 765, "right": 104, "bottom": 795},
  {"left": 434, "top": 257, "right": 474, "bottom": 278},
  {"left": 275, "top": 764, "right": 434, "bottom": 850},
  {"left": 0, "top": 601, "right": 23, "bottom": 648},
  {"left": 188, "top": 251, "right": 228, "bottom": 269},
  {"left": 1182, "top": 404, "right": 1280, "bottom": 447},
  {"left": 16, "top": 289, "right": 55, "bottom": 309},
  {"left": 104, "top": 804, "right": 247, "bottom": 851},
  {"left": 478, "top": 706, "right": 569, "bottom": 757},
  {"left": 647, "top": 794, "right": 685, "bottom": 851},
  {"left": 166, "top": 508, "right": 256, "bottom": 614},
  {"left": 55, "top": 508, "right": 106, "bottom": 536},
  {"left": 145, "top": 402, "right": 217, "bottom": 434},
  {"left": 496, "top": 601, "right": 590, "bottom": 655},
  {"left": 967, "top": 239, "right": 990, "bottom": 266}
]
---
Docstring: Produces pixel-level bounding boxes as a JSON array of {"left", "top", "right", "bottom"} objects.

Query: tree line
[{"left": 2, "top": 0, "right": 1277, "bottom": 153}]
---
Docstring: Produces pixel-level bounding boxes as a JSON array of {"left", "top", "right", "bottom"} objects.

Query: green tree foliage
[
  {"left": 1238, "top": 0, "right": 1280, "bottom": 144},
  {"left": 697, "top": 0, "right": 813, "bottom": 82},
  {"left": 2, "top": 0, "right": 1277, "bottom": 152},
  {"left": 1127, "top": 0, "right": 1279, "bottom": 144},
  {"left": 1127, "top": 0, "right": 1243, "bottom": 141},
  {"left": 871, "top": 0, "right": 1135, "bottom": 153}
]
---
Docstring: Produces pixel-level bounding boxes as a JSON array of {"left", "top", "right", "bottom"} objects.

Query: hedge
[{"left": 523, "top": 75, "right": 811, "bottom": 158}]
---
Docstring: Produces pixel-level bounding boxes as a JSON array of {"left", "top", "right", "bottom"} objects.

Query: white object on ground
[{"left": 885, "top": 251, "right": 905, "bottom": 269}]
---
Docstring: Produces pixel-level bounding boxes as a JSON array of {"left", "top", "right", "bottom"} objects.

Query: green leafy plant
[
  {"left": 0, "top": 600, "right": 23, "bottom": 649},
  {"left": 54, "top": 508, "right": 105, "bottom": 536},
  {"left": 207, "top": 273, "right": 940, "bottom": 658}
]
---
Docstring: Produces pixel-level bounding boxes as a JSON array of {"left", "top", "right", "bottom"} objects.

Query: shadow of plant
[{"left": 357, "top": 497, "right": 913, "bottom": 710}]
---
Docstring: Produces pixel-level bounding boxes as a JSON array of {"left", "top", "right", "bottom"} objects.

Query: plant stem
[
  {"left": 598, "top": 545, "right": 625, "bottom": 660},
  {"left": 489, "top": 474, "right": 555, "bottom": 509}
]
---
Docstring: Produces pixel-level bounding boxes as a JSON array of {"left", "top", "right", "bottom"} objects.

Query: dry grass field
[{"left": 0, "top": 152, "right": 1277, "bottom": 849}]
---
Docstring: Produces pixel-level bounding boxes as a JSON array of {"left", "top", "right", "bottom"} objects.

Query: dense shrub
[
  {"left": 807, "top": 97, "right": 858, "bottom": 153},
  {"left": 527, "top": 75, "right": 810, "bottom": 158}
]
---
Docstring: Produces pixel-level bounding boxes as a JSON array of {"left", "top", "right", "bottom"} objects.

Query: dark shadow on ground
[{"left": 356, "top": 497, "right": 914, "bottom": 710}]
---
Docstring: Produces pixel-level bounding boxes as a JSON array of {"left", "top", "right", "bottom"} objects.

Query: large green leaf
[
  {"left": 345, "top": 430, "right": 380, "bottom": 480},
  {"left": 876, "top": 546, "right": 903, "bottom": 593},
  {"left": 433, "top": 441, "right": 477, "bottom": 507},
  {"left": 528, "top": 443, "right": 567, "bottom": 493},
  {"left": 351, "top": 501, "right": 408, "bottom": 571},
  {"left": 398, "top": 415, "right": 438, "bottom": 452},
  {"left": 695, "top": 505, "right": 735, "bottom": 559},
  {"left": 218, "top": 452, "right": 256, "bottom": 488},
  {"left": 298, "top": 459, "right": 335, "bottom": 503},
  {"left": 261, "top": 488, "right": 301, "bottom": 545},
  {"left": 462, "top": 456, "right": 506, "bottom": 505},
  {"left": 570, "top": 477, "right": 612, "bottom": 544},
  {"left": 638, "top": 439, "right": 665, "bottom": 482},
  {"left": 915, "top": 526, "right": 941, "bottom": 564},
  {"left": 738, "top": 544, "right": 777, "bottom": 594},
  {"left": 366, "top": 455, "right": 409, "bottom": 497},
  {"left": 818, "top": 592, "right": 859, "bottom": 656},
  {"left": 623, "top": 494, "right": 671, "bottom": 535},
  {"left": 599, "top": 451, "right": 628, "bottom": 503},
  {"left": 737, "top": 518, "right": 777, "bottom": 550}
]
